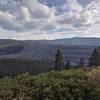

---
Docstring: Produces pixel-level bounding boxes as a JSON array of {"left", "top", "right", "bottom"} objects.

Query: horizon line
[{"left": 0, "top": 36, "right": 100, "bottom": 41}]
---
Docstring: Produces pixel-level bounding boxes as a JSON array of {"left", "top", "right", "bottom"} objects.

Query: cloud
[
  {"left": 0, "top": 10, "right": 23, "bottom": 31},
  {"left": 20, "top": 6, "right": 32, "bottom": 22},
  {"left": 0, "top": 0, "right": 100, "bottom": 39},
  {"left": 22, "top": 0, "right": 56, "bottom": 19}
]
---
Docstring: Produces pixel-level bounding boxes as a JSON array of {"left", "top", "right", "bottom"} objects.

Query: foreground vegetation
[{"left": 0, "top": 67, "right": 100, "bottom": 100}]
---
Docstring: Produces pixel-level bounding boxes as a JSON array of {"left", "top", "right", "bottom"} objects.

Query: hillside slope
[{"left": 0, "top": 37, "right": 99, "bottom": 64}]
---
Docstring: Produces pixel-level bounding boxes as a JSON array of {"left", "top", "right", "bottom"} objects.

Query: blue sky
[{"left": 0, "top": 0, "right": 100, "bottom": 40}]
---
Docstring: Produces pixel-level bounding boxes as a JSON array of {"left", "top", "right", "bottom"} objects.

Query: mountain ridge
[{"left": 0, "top": 37, "right": 99, "bottom": 65}]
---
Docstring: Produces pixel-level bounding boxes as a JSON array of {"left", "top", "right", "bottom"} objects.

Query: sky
[{"left": 0, "top": 0, "right": 100, "bottom": 40}]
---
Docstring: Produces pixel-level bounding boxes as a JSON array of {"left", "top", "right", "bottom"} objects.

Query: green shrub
[{"left": 0, "top": 68, "right": 100, "bottom": 100}]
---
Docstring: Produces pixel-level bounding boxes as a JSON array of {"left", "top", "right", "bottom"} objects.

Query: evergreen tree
[
  {"left": 78, "top": 58, "right": 84, "bottom": 68},
  {"left": 89, "top": 47, "right": 100, "bottom": 66},
  {"left": 54, "top": 49, "right": 64, "bottom": 71},
  {"left": 65, "top": 60, "right": 71, "bottom": 70}
]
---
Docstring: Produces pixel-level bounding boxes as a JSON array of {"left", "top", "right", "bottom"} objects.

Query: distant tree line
[
  {"left": 0, "top": 59, "right": 53, "bottom": 77},
  {"left": 0, "top": 46, "right": 100, "bottom": 76},
  {"left": 54, "top": 49, "right": 85, "bottom": 71},
  {"left": 54, "top": 47, "right": 100, "bottom": 71}
]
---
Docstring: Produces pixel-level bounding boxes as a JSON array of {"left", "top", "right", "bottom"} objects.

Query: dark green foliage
[
  {"left": 78, "top": 58, "right": 84, "bottom": 68},
  {"left": 89, "top": 47, "right": 100, "bottom": 66},
  {"left": 0, "top": 68, "right": 100, "bottom": 100},
  {"left": 0, "top": 59, "right": 54, "bottom": 76},
  {"left": 55, "top": 49, "right": 64, "bottom": 71},
  {"left": 65, "top": 60, "right": 71, "bottom": 70}
]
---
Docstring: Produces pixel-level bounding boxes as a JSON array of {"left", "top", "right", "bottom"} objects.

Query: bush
[{"left": 0, "top": 68, "right": 100, "bottom": 100}]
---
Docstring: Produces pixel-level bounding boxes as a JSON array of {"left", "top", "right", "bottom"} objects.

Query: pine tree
[
  {"left": 78, "top": 58, "right": 84, "bottom": 68},
  {"left": 89, "top": 47, "right": 100, "bottom": 66},
  {"left": 54, "top": 49, "right": 64, "bottom": 71},
  {"left": 65, "top": 60, "right": 71, "bottom": 70}
]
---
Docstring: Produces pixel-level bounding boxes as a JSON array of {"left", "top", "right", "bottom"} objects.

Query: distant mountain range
[{"left": 0, "top": 37, "right": 100, "bottom": 65}]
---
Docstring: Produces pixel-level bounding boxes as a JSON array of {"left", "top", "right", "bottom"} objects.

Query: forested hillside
[
  {"left": 0, "top": 68, "right": 100, "bottom": 100},
  {"left": 0, "top": 59, "right": 54, "bottom": 76},
  {"left": 0, "top": 46, "right": 99, "bottom": 76},
  {"left": 0, "top": 38, "right": 99, "bottom": 65}
]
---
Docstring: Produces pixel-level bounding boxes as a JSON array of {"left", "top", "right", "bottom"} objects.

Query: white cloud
[
  {"left": 22, "top": 0, "right": 55, "bottom": 19},
  {"left": 0, "top": 0, "right": 99, "bottom": 39},
  {"left": 20, "top": 6, "right": 32, "bottom": 22}
]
